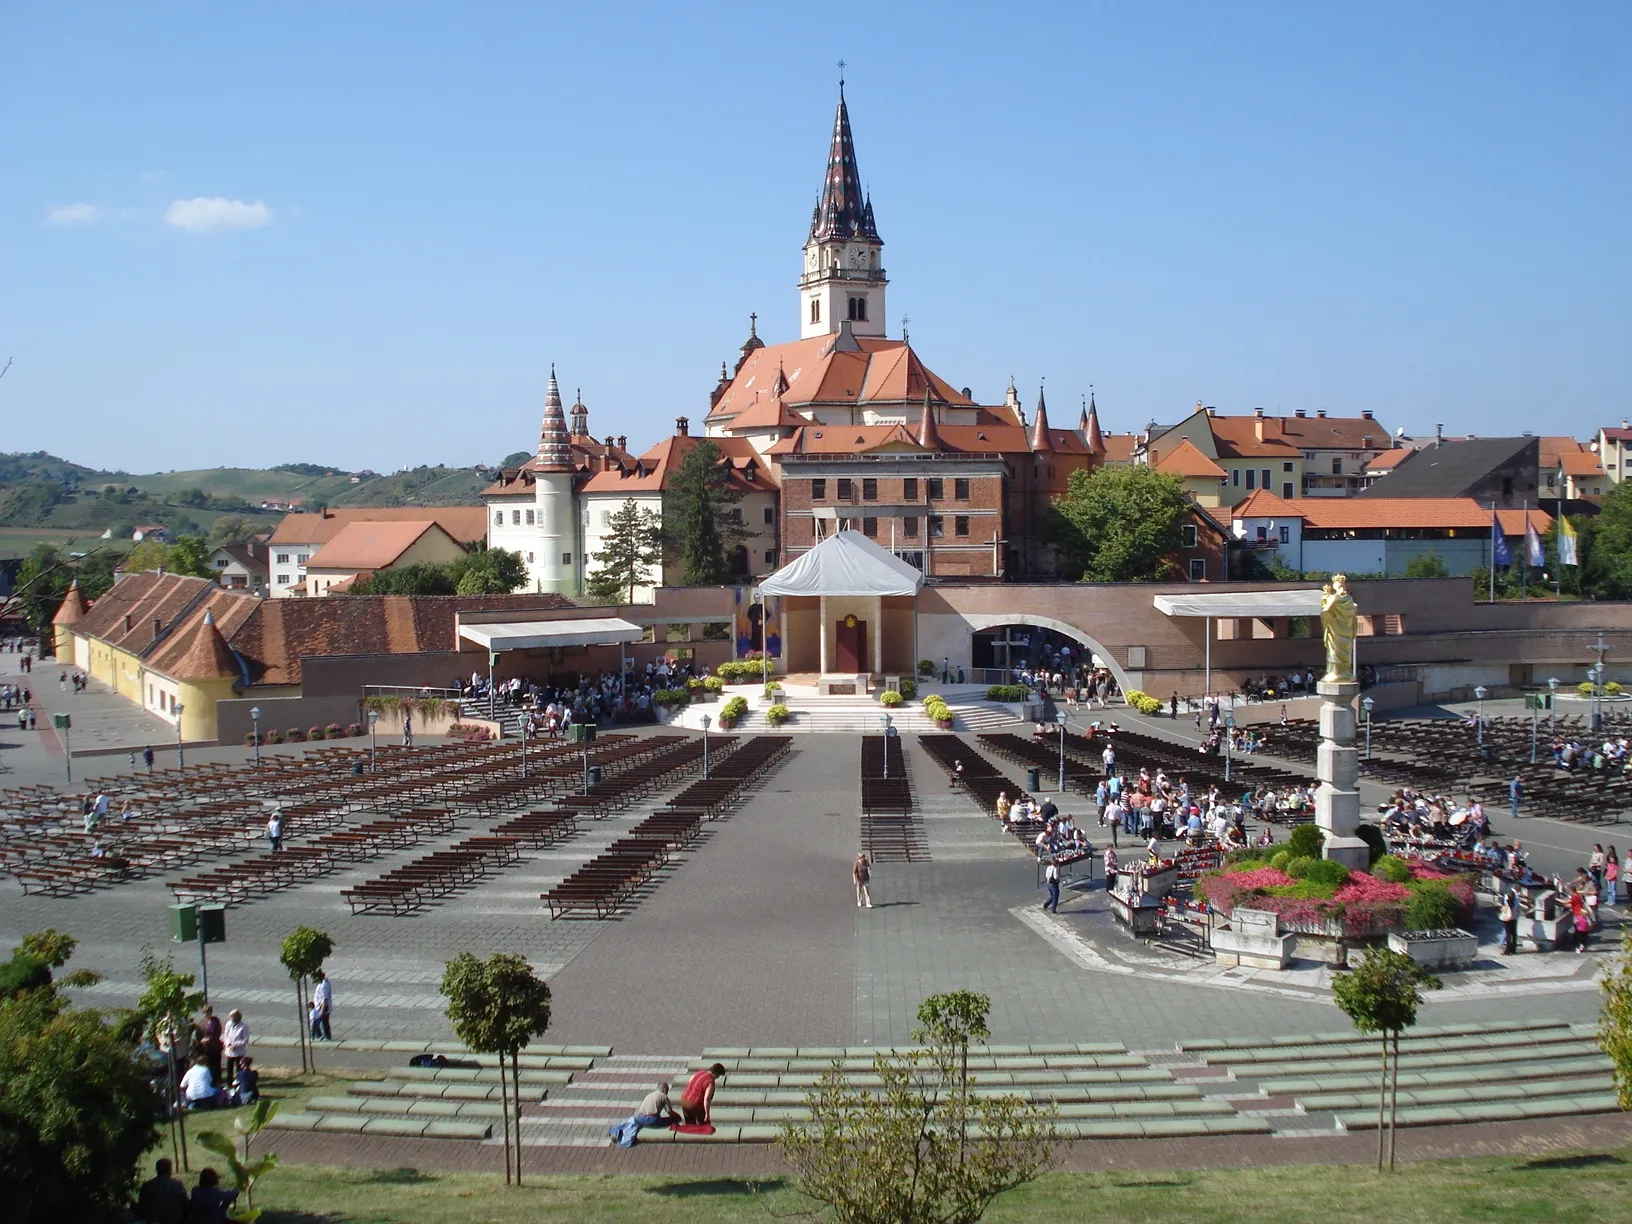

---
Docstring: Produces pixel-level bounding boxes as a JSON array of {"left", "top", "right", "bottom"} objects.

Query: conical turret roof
[
  {"left": 809, "top": 84, "right": 881, "bottom": 245},
  {"left": 1029, "top": 383, "right": 1053, "bottom": 452},
  {"left": 1082, "top": 392, "right": 1106, "bottom": 457},
  {"left": 917, "top": 388, "right": 943, "bottom": 451},
  {"left": 537, "top": 365, "right": 573, "bottom": 473},
  {"left": 165, "top": 609, "right": 240, "bottom": 681},
  {"left": 53, "top": 579, "right": 88, "bottom": 626}
]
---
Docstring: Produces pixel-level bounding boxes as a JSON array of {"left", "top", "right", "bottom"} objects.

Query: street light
[
  {"left": 1224, "top": 710, "right": 1235, "bottom": 782},
  {"left": 250, "top": 705, "right": 262, "bottom": 770},
  {"left": 879, "top": 713, "right": 892, "bottom": 779},
  {"left": 1361, "top": 696, "right": 1374, "bottom": 760},
  {"left": 1591, "top": 663, "right": 1606, "bottom": 734},
  {"left": 174, "top": 703, "right": 185, "bottom": 768},
  {"left": 367, "top": 708, "right": 379, "bottom": 772},
  {"left": 1474, "top": 685, "right": 1488, "bottom": 746},
  {"left": 1548, "top": 677, "right": 1559, "bottom": 737},
  {"left": 1056, "top": 710, "right": 1069, "bottom": 793},
  {"left": 521, "top": 716, "right": 528, "bottom": 779},
  {"left": 700, "top": 713, "right": 711, "bottom": 780}
]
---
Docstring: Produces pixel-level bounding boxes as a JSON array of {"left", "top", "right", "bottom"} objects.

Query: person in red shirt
[{"left": 679, "top": 1062, "right": 726, "bottom": 1125}]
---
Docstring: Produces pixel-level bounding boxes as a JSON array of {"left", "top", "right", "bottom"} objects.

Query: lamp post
[
  {"left": 367, "top": 709, "right": 379, "bottom": 772},
  {"left": 700, "top": 713, "right": 712, "bottom": 780},
  {"left": 1548, "top": 676, "right": 1559, "bottom": 737},
  {"left": 880, "top": 713, "right": 892, "bottom": 779},
  {"left": 174, "top": 703, "right": 185, "bottom": 768},
  {"left": 1362, "top": 695, "right": 1374, "bottom": 760},
  {"left": 521, "top": 717, "right": 528, "bottom": 779},
  {"left": 1591, "top": 663, "right": 1605, "bottom": 735},
  {"left": 250, "top": 706, "right": 262, "bottom": 770},
  {"left": 1224, "top": 711, "right": 1235, "bottom": 782},
  {"left": 1056, "top": 710, "right": 1069, "bottom": 793},
  {"left": 1474, "top": 685, "right": 1487, "bottom": 746}
]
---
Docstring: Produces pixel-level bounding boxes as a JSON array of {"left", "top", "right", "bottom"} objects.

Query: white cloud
[
  {"left": 163, "top": 197, "right": 272, "bottom": 233},
  {"left": 47, "top": 203, "right": 101, "bottom": 225}
]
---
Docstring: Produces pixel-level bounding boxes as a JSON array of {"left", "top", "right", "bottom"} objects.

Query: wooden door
[{"left": 835, "top": 618, "right": 867, "bottom": 672}]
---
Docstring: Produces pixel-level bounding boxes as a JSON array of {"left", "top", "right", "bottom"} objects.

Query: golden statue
[{"left": 1320, "top": 573, "right": 1358, "bottom": 684}]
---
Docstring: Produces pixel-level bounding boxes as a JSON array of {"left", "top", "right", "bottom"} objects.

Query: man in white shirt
[
  {"left": 1043, "top": 861, "right": 1061, "bottom": 913},
  {"left": 180, "top": 1056, "right": 225, "bottom": 1109},
  {"left": 312, "top": 969, "right": 333, "bottom": 1040}
]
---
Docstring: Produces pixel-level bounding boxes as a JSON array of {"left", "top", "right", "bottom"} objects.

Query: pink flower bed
[
  {"left": 1334, "top": 874, "right": 1411, "bottom": 904},
  {"left": 1226, "top": 867, "right": 1296, "bottom": 889}
]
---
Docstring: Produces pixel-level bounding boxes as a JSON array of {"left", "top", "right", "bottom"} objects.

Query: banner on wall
[{"left": 733, "top": 587, "right": 782, "bottom": 659}]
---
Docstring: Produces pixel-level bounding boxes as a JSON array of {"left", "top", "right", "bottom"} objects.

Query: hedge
[
  {"left": 986, "top": 684, "right": 1031, "bottom": 702},
  {"left": 1123, "top": 689, "right": 1163, "bottom": 715}
]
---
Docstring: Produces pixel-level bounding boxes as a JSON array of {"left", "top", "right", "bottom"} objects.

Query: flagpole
[
  {"left": 1489, "top": 503, "right": 1496, "bottom": 603},
  {"left": 1521, "top": 502, "right": 1527, "bottom": 602}
]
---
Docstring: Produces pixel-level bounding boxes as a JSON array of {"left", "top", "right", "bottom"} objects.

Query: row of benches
[{"left": 342, "top": 836, "right": 525, "bottom": 915}]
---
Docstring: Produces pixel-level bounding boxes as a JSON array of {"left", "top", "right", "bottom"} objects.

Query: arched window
[
  {"left": 848, "top": 296, "right": 867, "bottom": 322},
  {"left": 810, "top": 298, "right": 821, "bottom": 324}
]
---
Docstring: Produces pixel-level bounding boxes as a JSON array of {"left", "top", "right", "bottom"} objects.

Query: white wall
[{"left": 268, "top": 544, "right": 316, "bottom": 597}]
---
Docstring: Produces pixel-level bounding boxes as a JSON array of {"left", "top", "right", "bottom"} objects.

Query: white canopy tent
[
  {"left": 458, "top": 617, "right": 645, "bottom": 652},
  {"left": 1153, "top": 589, "right": 1325, "bottom": 700},
  {"left": 754, "top": 531, "right": 925, "bottom": 682},
  {"left": 756, "top": 530, "right": 924, "bottom": 598}
]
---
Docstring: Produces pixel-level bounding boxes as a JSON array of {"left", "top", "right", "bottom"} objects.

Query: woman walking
[
  {"left": 1499, "top": 889, "right": 1520, "bottom": 956},
  {"left": 1606, "top": 847, "right": 1620, "bottom": 908}
]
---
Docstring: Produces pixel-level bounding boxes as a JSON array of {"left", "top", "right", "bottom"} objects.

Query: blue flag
[
  {"left": 1491, "top": 509, "right": 1510, "bottom": 567},
  {"left": 1525, "top": 514, "right": 1544, "bottom": 567}
]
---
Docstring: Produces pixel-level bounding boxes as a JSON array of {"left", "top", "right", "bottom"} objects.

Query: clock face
[{"left": 848, "top": 247, "right": 865, "bottom": 267}]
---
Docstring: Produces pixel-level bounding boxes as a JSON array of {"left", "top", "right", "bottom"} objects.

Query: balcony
[{"left": 798, "top": 266, "right": 888, "bottom": 287}]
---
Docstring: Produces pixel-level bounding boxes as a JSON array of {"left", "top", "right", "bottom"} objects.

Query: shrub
[
  {"left": 986, "top": 684, "right": 1031, "bottom": 701},
  {"left": 653, "top": 687, "right": 689, "bottom": 706},
  {"left": 1284, "top": 855, "right": 1319, "bottom": 880},
  {"left": 924, "top": 695, "right": 952, "bottom": 722},
  {"left": 1580, "top": 681, "right": 1596, "bottom": 696},
  {"left": 1123, "top": 689, "right": 1163, "bottom": 715},
  {"left": 880, "top": 690, "right": 903, "bottom": 708},
  {"left": 1288, "top": 823, "right": 1326, "bottom": 860},
  {"left": 326, "top": 722, "right": 344, "bottom": 738},
  {"left": 1225, "top": 845, "right": 1273, "bottom": 865},
  {"left": 720, "top": 695, "right": 749, "bottom": 722},
  {"left": 1355, "top": 823, "right": 1387, "bottom": 866},
  {"left": 243, "top": 732, "right": 258, "bottom": 747},
  {"left": 717, "top": 659, "right": 772, "bottom": 682},
  {"left": 686, "top": 676, "right": 705, "bottom": 690},
  {"left": 1372, "top": 855, "right": 1413, "bottom": 884},
  {"left": 897, "top": 677, "right": 917, "bottom": 699},
  {"left": 347, "top": 722, "right": 364, "bottom": 737},
  {"left": 1609, "top": 681, "right": 1625, "bottom": 696},
  {"left": 285, "top": 729, "right": 306, "bottom": 743},
  {"left": 763, "top": 681, "right": 781, "bottom": 699},
  {"left": 1404, "top": 882, "right": 1463, "bottom": 931},
  {"left": 765, "top": 703, "right": 790, "bottom": 725},
  {"left": 918, "top": 659, "right": 935, "bottom": 676},
  {"left": 1301, "top": 858, "right": 1351, "bottom": 888},
  {"left": 1269, "top": 849, "right": 1294, "bottom": 873},
  {"left": 702, "top": 675, "right": 725, "bottom": 693},
  {"left": 267, "top": 730, "right": 285, "bottom": 745},
  {"left": 307, "top": 726, "right": 325, "bottom": 741}
]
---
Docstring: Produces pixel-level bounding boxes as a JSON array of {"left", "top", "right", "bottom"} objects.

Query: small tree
[
  {"left": 778, "top": 991, "right": 1056, "bottom": 1224},
  {"left": 1332, "top": 947, "right": 1440, "bottom": 1171},
  {"left": 1599, "top": 930, "right": 1632, "bottom": 1110},
  {"left": 136, "top": 950, "right": 207, "bottom": 1172},
  {"left": 586, "top": 498, "right": 663, "bottom": 604},
  {"left": 197, "top": 1098, "right": 280, "bottom": 1221},
  {"left": 1, "top": 937, "right": 164, "bottom": 1222},
  {"left": 441, "top": 953, "right": 553, "bottom": 1186},
  {"left": 1403, "top": 552, "right": 1449, "bottom": 579},
  {"left": 452, "top": 547, "right": 528, "bottom": 595},
  {"left": 664, "top": 439, "right": 746, "bottom": 586},
  {"left": 1046, "top": 464, "right": 1191, "bottom": 582},
  {"left": 278, "top": 927, "right": 332, "bottom": 1074}
]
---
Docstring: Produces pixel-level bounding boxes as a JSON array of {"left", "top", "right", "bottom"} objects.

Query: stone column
[
  {"left": 872, "top": 596, "right": 884, "bottom": 676},
  {"left": 819, "top": 597, "right": 830, "bottom": 675},
  {"left": 1316, "top": 679, "right": 1369, "bottom": 870}
]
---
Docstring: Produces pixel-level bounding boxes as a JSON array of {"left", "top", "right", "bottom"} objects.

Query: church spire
[
  {"left": 1082, "top": 390, "right": 1106, "bottom": 457},
  {"left": 809, "top": 81, "right": 879, "bottom": 244},
  {"left": 917, "top": 388, "right": 943, "bottom": 451},
  {"left": 537, "top": 364, "right": 573, "bottom": 472},
  {"left": 1029, "top": 382, "right": 1053, "bottom": 452}
]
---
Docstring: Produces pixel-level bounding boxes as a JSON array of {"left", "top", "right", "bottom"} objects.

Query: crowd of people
[
  {"left": 1549, "top": 735, "right": 1632, "bottom": 772},
  {"left": 454, "top": 660, "right": 718, "bottom": 730}
]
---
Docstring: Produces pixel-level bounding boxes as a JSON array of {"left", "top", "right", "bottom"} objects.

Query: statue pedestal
[{"left": 1315, "top": 680, "right": 1368, "bottom": 869}]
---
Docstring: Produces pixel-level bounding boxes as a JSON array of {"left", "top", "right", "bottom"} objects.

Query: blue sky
[{"left": 3, "top": 2, "right": 1628, "bottom": 472}]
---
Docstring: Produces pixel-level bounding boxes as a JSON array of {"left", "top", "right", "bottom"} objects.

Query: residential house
[
  {"left": 207, "top": 540, "right": 269, "bottom": 591},
  {"left": 301, "top": 521, "right": 468, "bottom": 596},
  {"left": 1355, "top": 436, "right": 1541, "bottom": 509},
  {"left": 266, "top": 506, "right": 488, "bottom": 597}
]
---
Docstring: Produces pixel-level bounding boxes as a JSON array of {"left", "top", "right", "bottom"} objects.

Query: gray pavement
[{"left": 0, "top": 646, "right": 1613, "bottom": 1060}]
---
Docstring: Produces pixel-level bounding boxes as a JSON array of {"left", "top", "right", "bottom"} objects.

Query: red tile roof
[
  {"left": 707, "top": 335, "right": 977, "bottom": 423},
  {"left": 154, "top": 610, "right": 240, "bottom": 680},
  {"left": 1205, "top": 418, "right": 1304, "bottom": 459},
  {"left": 52, "top": 581, "right": 87, "bottom": 626},
  {"left": 1231, "top": 491, "right": 1552, "bottom": 533},
  {"left": 765, "top": 420, "right": 1088, "bottom": 458},
  {"left": 268, "top": 507, "right": 490, "bottom": 548},
  {"left": 1363, "top": 448, "right": 1414, "bottom": 472},
  {"left": 304, "top": 521, "right": 459, "bottom": 571},
  {"left": 1153, "top": 438, "right": 1227, "bottom": 480}
]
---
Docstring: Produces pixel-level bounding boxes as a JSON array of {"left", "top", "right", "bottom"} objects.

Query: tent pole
[{"left": 1204, "top": 617, "right": 1211, "bottom": 707}]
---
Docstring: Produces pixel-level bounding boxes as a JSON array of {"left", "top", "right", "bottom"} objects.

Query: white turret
[{"left": 533, "top": 365, "right": 577, "bottom": 594}]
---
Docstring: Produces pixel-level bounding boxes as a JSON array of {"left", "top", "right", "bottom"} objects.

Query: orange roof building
[{"left": 302, "top": 521, "right": 468, "bottom": 597}]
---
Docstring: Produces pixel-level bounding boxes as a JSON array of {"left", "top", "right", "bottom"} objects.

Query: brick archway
[{"left": 959, "top": 611, "right": 1133, "bottom": 696}]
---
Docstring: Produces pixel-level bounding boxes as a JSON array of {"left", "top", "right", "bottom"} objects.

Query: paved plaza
[{"left": 0, "top": 647, "right": 1613, "bottom": 1063}]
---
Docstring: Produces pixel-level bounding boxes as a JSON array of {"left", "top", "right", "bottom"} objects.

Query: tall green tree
[
  {"left": 1046, "top": 465, "right": 1192, "bottom": 582},
  {"left": 1584, "top": 483, "right": 1632, "bottom": 597},
  {"left": 778, "top": 990, "right": 1056, "bottom": 1224},
  {"left": 1600, "top": 930, "right": 1632, "bottom": 1111},
  {"left": 347, "top": 563, "right": 459, "bottom": 596},
  {"left": 136, "top": 951, "right": 207, "bottom": 1172},
  {"left": 1, "top": 933, "right": 163, "bottom": 1224},
  {"left": 1332, "top": 947, "right": 1440, "bottom": 1172},
  {"left": 452, "top": 547, "right": 527, "bottom": 595},
  {"left": 587, "top": 498, "right": 662, "bottom": 604},
  {"left": 206, "top": 514, "right": 257, "bottom": 548},
  {"left": 441, "top": 953, "right": 553, "bottom": 1186},
  {"left": 1402, "top": 552, "right": 1448, "bottom": 578},
  {"left": 166, "top": 536, "right": 213, "bottom": 577},
  {"left": 664, "top": 439, "right": 745, "bottom": 586}
]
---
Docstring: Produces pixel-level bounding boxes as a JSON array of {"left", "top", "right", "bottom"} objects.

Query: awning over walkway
[
  {"left": 458, "top": 617, "right": 644, "bottom": 652},
  {"left": 1153, "top": 589, "right": 1325, "bottom": 618},
  {"left": 757, "top": 529, "right": 924, "bottom": 598}
]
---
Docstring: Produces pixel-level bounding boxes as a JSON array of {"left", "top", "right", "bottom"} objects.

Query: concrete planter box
[
  {"left": 1520, "top": 913, "right": 1573, "bottom": 953},
  {"left": 1388, "top": 928, "right": 1478, "bottom": 969},
  {"left": 1213, "top": 908, "right": 1295, "bottom": 970}
]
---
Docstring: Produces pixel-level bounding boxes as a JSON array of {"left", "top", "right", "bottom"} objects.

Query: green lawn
[{"left": 227, "top": 1146, "right": 1632, "bottom": 1223}]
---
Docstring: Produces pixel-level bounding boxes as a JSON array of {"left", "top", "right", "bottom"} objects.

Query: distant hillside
[{"left": 0, "top": 455, "right": 500, "bottom": 541}]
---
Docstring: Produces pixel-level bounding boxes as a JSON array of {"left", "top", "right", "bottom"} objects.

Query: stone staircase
[{"left": 733, "top": 700, "right": 1016, "bottom": 735}]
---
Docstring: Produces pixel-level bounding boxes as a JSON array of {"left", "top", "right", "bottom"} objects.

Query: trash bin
[
  {"left": 1026, "top": 766, "right": 1041, "bottom": 793},
  {"left": 587, "top": 765, "right": 602, "bottom": 788}
]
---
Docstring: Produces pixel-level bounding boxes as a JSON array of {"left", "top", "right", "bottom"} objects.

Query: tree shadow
[
  {"left": 363, "top": 1167, "right": 436, "bottom": 1184},
  {"left": 1520, "top": 1153, "right": 1626, "bottom": 1171},
  {"left": 648, "top": 1176, "right": 789, "bottom": 1198},
  {"left": 259, "top": 1212, "right": 344, "bottom": 1223}
]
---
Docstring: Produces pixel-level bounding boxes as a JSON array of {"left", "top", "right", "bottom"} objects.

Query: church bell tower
[{"left": 799, "top": 80, "right": 886, "bottom": 340}]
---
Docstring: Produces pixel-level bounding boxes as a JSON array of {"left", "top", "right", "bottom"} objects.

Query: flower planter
[
  {"left": 936, "top": 718, "right": 953, "bottom": 730},
  {"left": 1388, "top": 927, "right": 1478, "bottom": 970}
]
